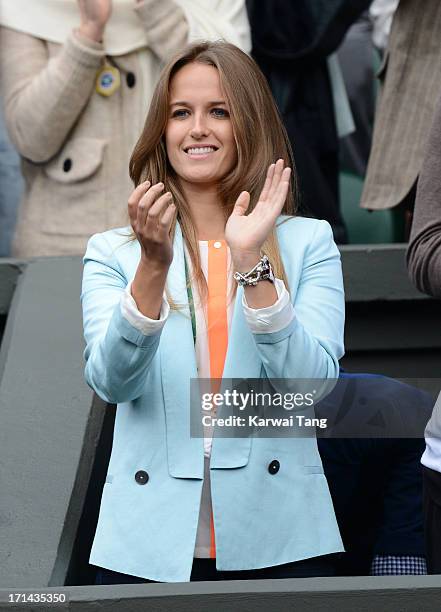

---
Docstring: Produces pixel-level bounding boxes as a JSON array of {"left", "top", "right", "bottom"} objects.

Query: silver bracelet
[{"left": 233, "top": 255, "right": 275, "bottom": 286}]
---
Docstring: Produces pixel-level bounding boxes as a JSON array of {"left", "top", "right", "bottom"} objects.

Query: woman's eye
[
  {"left": 211, "top": 108, "right": 229, "bottom": 118},
  {"left": 172, "top": 109, "right": 189, "bottom": 118}
]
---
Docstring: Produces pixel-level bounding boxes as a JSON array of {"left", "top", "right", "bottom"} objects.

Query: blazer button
[
  {"left": 135, "top": 470, "right": 149, "bottom": 485},
  {"left": 63, "top": 158, "right": 72, "bottom": 172},
  {"left": 268, "top": 460, "right": 280, "bottom": 475},
  {"left": 126, "top": 72, "right": 136, "bottom": 88}
]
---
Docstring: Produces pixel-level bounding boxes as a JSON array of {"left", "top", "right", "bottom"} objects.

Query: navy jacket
[{"left": 317, "top": 372, "right": 433, "bottom": 575}]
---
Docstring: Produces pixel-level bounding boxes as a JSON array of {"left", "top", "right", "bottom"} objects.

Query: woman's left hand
[{"left": 225, "top": 158, "right": 291, "bottom": 271}]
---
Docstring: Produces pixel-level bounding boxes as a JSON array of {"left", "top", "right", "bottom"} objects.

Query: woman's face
[{"left": 165, "top": 62, "right": 237, "bottom": 189}]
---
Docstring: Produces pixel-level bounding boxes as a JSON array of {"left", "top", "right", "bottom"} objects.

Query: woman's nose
[{"left": 190, "top": 113, "right": 209, "bottom": 138}]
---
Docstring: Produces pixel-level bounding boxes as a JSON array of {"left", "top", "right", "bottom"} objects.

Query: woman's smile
[{"left": 184, "top": 145, "right": 219, "bottom": 159}]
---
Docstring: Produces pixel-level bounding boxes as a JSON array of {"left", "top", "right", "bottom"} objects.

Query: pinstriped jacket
[{"left": 360, "top": 0, "right": 441, "bottom": 211}]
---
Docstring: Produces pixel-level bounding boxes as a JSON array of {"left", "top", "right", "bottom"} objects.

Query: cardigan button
[
  {"left": 63, "top": 158, "right": 72, "bottom": 172},
  {"left": 126, "top": 72, "right": 136, "bottom": 88},
  {"left": 268, "top": 460, "right": 280, "bottom": 475},
  {"left": 135, "top": 470, "right": 149, "bottom": 485}
]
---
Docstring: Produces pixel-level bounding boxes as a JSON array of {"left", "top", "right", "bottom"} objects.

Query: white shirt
[{"left": 421, "top": 391, "right": 441, "bottom": 473}]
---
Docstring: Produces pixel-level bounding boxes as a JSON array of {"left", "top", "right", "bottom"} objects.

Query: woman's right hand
[
  {"left": 77, "top": 0, "right": 112, "bottom": 42},
  {"left": 128, "top": 181, "right": 176, "bottom": 272}
]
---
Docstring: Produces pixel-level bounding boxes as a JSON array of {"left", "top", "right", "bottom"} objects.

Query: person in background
[
  {"left": 0, "top": 0, "right": 250, "bottom": 258},
  {"left": 407, "top": 89, "right": 441, "bottom": 574},
  {"left": 337, "top": 11, "right": 375, "bottom": 179},
  {"left": 246, "top": 0, "right": 372, "bottom": 244},
  {"left": 317, "top": 373, "right": 430, "bottom": 576},
  {"left": 360, "top": 0, "right": 441, "bottom": 240},
  {"left": 0, "top": 101, "right": 22, "bottom": 257},
  {"left": 82, "top": 40, "right": 345, "bottom": 583},
  {"left": 337, "top": 1, "right": 398, "bottom": 182}
]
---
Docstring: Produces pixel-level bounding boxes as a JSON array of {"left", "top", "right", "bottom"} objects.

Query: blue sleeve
[
  {"left": 81, "top": 233, "right": 163, "bottom": 404},
  {"left": 252, "top": 220, "right": 345, "bottom": 380}
]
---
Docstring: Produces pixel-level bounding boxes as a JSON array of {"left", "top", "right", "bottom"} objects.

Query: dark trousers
[
  {"left": 94, "top": 554, "right": 341, "bottom": 584},
  {"left": 423, "top": 465, "right": 441, "bottom": 574}
]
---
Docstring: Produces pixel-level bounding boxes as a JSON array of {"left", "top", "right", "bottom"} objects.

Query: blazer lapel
[
  {"left": 161, "top": 224, "right": 204, "bottom": 479},
  {"left": 210, "top": 285, "right": 262, "bottom": 468}
]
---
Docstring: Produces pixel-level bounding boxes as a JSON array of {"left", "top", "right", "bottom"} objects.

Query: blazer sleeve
[
  {"left": 135, "top": 0, "right": 251, "bottom": 63},
  {"left": 0, "top": 27, "right": 104, "bottom": 163},
  {"left": 407, "top": 90, "right": 441, "bottom": 298},
  {"left": 81, "top": 233, "right": 164, "bottom": 404},
  {"left": 252, "top": 220, "right": 345, "bottom": 380}
]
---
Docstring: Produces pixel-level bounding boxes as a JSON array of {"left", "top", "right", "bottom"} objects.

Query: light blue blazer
[{"left": 81, "top": 215, "right": 345, "bottom": 582}]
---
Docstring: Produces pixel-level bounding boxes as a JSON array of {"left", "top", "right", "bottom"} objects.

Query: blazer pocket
[{"left": 42, "top": 138, "right": 107, "bottom": 236}]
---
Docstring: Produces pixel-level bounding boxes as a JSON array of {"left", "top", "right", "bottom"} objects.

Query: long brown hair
[{"left": 129, "top": 41, "right": 298, "bottom": 306}]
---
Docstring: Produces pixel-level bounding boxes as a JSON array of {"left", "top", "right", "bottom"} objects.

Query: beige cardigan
[{"left": 0, "top": 0, "right": 250, "bottom": 257}]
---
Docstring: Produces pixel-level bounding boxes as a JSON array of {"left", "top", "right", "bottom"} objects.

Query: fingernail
[{"left": 157, "top": 182, "right": 164, "bottom": 188}]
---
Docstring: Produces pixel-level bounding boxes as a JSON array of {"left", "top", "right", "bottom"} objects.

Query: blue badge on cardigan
[{"left": 96, "top": 64, "right": 121, "bottom": 97}]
